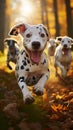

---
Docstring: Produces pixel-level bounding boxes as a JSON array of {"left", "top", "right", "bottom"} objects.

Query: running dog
[
  {"left": 8, "top": 23, "right": 50, "bottom": 104},
  {"left": 54, "top": 36, "right": 73, "bottom": 77},
  {"left": 4, "top": 38, "right": 19, "bottom": 70}
]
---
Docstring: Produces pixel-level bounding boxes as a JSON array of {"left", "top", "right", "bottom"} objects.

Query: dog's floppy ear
[
  {"left": 57, "top": 36, "right": 62, "bottom": 41},
  {"left": 72, "top": 39, "right": 73, "bottom": 43},
  {"left": 65, "top": 36, "right": 73, "bottom": 43},
  {"left": 42, "top": 25, "right": 50, "bottom": 41},
  {"left": 70, "top": 38, "right": 73, "bottom": 43},
  {"left": 8, "top": 23, "right": 29, "bottom": 36},
  {"left": 4, "top": 38, "right": 9, "bottom": 46},
  {"left": 4, "top": 38, "right": 9, "bottom": 43},
  {"left": 12, "top": 39, "right": 18, "bottom": 44}
]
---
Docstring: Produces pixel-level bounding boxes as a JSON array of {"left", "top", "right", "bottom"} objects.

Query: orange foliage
[
  {"left": 51, "top": 104, "right": 67, "bottom": 112},
  {"left": 50, "top": 114, "right": 59, "bottom": 120}
]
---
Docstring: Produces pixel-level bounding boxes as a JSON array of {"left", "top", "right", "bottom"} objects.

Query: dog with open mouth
[
  {"left": 54, "top": 36, "right": 73, "bottom": 77},
  {"left": 8, "top": 23, "right": 50, "bottom": 104}
]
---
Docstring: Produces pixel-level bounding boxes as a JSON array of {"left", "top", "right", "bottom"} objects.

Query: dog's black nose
[
  {"left": 64, "top": 44, "right": 67, "bottom": 48},
  {"left": 32, "top": 41, "right": 40, "bottom": 50}
]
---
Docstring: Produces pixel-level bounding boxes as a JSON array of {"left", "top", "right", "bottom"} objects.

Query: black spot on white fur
[
  {"left": 26, "top": 68, "right": 29, "bottom": 71},
  {"left": 16, "top": 66, "right": 19, "bottom": 71},
  {"left": 23, "top": 60, "right": 27, "bottom": 66},
  {"left": 41, "top": 59, "right": 46, "bottom": 64},
  {"left": 27, "top": 59, "right": 30, "bottom": 64},
  {"left": 25, "top": 53, "right": 29, "bottom": 57},
  {"left": 18, "top": 77, "right": 25, "bottom": 82},
  {"left": 22, "top": 85, "right": 24, "bottom": 89},
  {"left": 21, "top": 65, "right": 24, "bottom": 69},
  {"left": 24, "top": 57, "right": 26, "bottom": 60},
  {"left": 21, "top": 50, "right": 25, "bottom": 55},
  {"left": 36, "top": 27, "right": 39, "bottom": 29}
]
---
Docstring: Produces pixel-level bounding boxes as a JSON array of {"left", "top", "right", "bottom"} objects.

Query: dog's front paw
[
  {"left": 23, "top": 95, "right": 35, "bottom": 104},
  {"left": 33, "top": 88, "right": 44, "bottom": 96}
]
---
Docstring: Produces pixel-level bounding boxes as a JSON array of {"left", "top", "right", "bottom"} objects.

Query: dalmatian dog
[
  {"left": 48, "top": 38, "right": 56, "bottom": 63},
  {"left": 4, "top": 38, "right": 19, "bottom": 70},
  {"left": 8, "top": 23, "right": 50, "bottom": 104},
  {"left": 54, "top": 36, "right": 73, "bottom": 77}
]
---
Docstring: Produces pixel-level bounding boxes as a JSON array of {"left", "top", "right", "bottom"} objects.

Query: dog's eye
[
  {"left": 68, "top": 40, "right": 70, "bottom": 43},
  {"left": 40, "top": 33, "right": 45, "bottom": 38},
  {"left": 62, "top": 40, "right": 64, "bottom": 43},
  {"left": 26, "top": 33, "right": 32, "bottom": 38}
]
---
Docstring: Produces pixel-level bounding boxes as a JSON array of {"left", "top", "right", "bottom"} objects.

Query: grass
[
  {"left": 0, "top": 112, "right": 9, "bottom": 130},
  {"left": 19, "top": 103, "right": 46, "bottom": 123}
]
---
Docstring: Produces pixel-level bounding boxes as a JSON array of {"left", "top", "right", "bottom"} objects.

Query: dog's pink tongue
[
  {"left": 30, "top": 51, "right": 41, "bottom": 63},
  {"left": 62, "top": 48, "right": 68, "bottom": 55}
]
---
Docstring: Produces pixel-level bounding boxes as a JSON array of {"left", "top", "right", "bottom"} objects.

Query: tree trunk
[
  {"left": 41, "top": 0, "right": 49, "bottom": 29},
  {"left": 65, "top": 0, "right": 73, "bottom": 38},
  {"left": 53, "top": 0, "right": 60, "bottom": 37},
  {"left": 0, "top": 0, "right": 6, "bottom": 53}
]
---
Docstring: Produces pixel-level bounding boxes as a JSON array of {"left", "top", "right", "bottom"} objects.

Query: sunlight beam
[{"left": 20, "top": 1, "right": 33, "bottom": 16}]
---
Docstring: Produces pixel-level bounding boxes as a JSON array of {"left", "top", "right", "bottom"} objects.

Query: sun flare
[{"left": 20, "top": 1, "right": 33, "bottom": 16}]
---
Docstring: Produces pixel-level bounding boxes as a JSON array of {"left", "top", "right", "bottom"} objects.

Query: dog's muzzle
[
  {"left": 63, "top": 44, "right": 67, "bottom": 48},
  {"left": 27, "top": 41, "right": 41, "bottom": 64},
  {"left": 62, "top": 44, "right": 69, "bottom": 55},
  {"left": 32, "top": 41, "right": 41, "bottom": 50},
  {"left": 26, "top": 41, "right": 42, "bottom": 64}
]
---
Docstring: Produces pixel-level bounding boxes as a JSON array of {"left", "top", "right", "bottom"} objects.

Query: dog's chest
[
  {"left": 59, "top": 54, "right": 71, "bottom": 65},
  {"left": 49, "top": 46, "right": 55, "bottom": 56},
  {"left": 25, "top": 72, "right": 43, "bottom": 86},
  {"left": 20, "top": 50, "right": 47, "bottom": 71},
  {"left": 24, "top": 64, "right": 44, "bottom": 85},
  {"left": 18, "top": 50, "right": 47, "bottom": 85}
]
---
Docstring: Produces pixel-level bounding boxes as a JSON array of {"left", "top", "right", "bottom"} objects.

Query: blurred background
[{"left": 0, "top": 0, "right": 73, "bottom": 53}]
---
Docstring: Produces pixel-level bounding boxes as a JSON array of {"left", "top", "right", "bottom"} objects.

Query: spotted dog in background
[
  {"left": 9, "top": 23, "right": 50, "bottom": 104},
  {"left": 4, "top": 38, "right": 19, "bottom": 70},
  {"left": 54, "top": 36, "right": 73, "bottom": 77}
]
